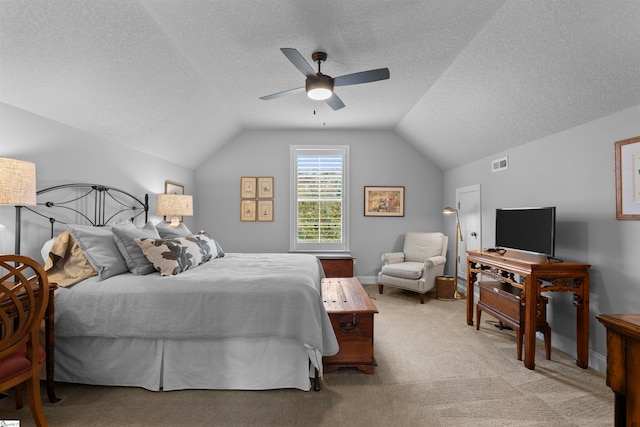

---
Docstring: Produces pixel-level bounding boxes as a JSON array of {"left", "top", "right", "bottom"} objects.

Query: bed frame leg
[{"left": 313, "top": 368, "right": 321, "bottom": 391}]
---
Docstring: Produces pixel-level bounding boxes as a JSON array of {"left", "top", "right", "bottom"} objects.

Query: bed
[{"left": 18, "top": 183, "right": 338, "bottom": 392}]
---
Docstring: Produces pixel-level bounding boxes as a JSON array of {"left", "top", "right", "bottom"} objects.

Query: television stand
[
  {"left": 466, "top": 249, "right": 590, "bottom": 370},
  {"left": 546, "top": 255, "right": 563, "bottom": 263}
]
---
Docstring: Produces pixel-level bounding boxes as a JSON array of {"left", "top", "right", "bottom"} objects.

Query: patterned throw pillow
[
  {"left": 135, "top": 233, "right": 223, "bottom": 276},
  {"left": 196, "top": 231, "right": 225, "bottom": 258}
]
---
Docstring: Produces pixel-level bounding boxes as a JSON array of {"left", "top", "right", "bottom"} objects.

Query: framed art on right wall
[{"left": 615, "top": 136, "right": 640, "bottom": 220}]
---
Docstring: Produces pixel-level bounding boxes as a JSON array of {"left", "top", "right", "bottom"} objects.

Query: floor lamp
[{"left": 443, "top": 207, "right": 464, "bottom": 299}]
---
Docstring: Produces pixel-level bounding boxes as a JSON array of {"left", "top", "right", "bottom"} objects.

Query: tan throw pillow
[{"left": 44, "top": 231, "right": 98, "bottom": 287}]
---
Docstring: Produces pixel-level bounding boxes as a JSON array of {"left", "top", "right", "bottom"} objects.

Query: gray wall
[
  {"left": 5, "top": 98, "right": 637, "bottom": 374},
  {"left": 194, "top": 129, "right": 445, "bottom": 282},
  {"left": 443, "top": 104, "right": 640, "bottom": 373},
  {"left": 0, "top": 103, "right": 195, "bottom": 259}
]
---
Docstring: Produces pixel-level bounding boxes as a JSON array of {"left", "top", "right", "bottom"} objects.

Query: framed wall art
[
  {"left": 165, "top": 181, "right": 184, "bottom": 195},
  {"left": 615, "top": 136, "right": 640, "bottom": 220},
  {"left": 258, "top": 177, "right": 274, "bottom": 198},
  {"left": 240, "top": 199, "right": 256, "bottom": 222},
  {"left": 164, "top": 181, "right": 185, "bottom": 222},
  {"left": 257, "top": 200, "right": 273, "bottom": 222},
  {"left": 364, "top": 186, "right": 405, "bottom": 217},
  {"left": 240, "top": 177, "right": 257, "bottom": 199}
]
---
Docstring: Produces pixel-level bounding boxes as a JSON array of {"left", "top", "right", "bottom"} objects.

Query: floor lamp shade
[{"left": 0, "top": 157, "right": 37, "bottom": 206}]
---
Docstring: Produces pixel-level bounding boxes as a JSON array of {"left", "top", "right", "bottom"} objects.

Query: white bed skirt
[{"left": 54, "top": 336, "right": 321, "bottom": 391}]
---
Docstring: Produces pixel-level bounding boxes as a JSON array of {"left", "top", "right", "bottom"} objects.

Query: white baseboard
[
  {"left": 357, "top": 276, "right": 378, "bottom": 285},
  {"left": 549, "top": 332, "right": 606, "bottom": 374}
]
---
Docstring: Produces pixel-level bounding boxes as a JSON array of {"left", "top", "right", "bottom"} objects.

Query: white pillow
[{"left": 41, "top": 237, "right": 57, "bottom": 263}]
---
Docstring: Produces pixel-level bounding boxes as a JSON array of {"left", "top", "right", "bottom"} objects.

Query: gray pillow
[
  {"left": 112, "top": 221, "right": 161, "bottom": 275},
  {"left": 156, "top": 221, "right": 192, "bottom": 239},
  {"left": 66, "top": 224, "right": 128, "bottom": 281}
]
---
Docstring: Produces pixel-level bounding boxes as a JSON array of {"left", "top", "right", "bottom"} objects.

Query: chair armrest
[
  {"left": 381, "top": 252, "right": 405, "bottom": 264},
  {"left": 425, "top": 256, "right": 446, "bottom": 268}
]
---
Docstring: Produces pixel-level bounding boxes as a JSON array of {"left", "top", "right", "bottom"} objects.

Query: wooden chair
[{"left": 0, "top": 255, "right": 51, "bottom": 427}]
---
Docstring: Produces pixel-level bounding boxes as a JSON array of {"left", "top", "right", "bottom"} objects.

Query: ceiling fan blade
[
  {"left": 259, "top": 86, "right": 305, "bottom": 100},
  {"left": 280, "top": 48, "right": 316, "bottom": 78},
  {"left": 325, "top": 93, "right": 345, "bottom": 111},
  {"left": 334, "top": 68, "right": 390, "bottom": 87}
]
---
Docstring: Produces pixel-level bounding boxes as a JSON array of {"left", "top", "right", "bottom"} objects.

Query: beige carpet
[{"left": 1, "top": 284, "right": 614, "bottom": 426}]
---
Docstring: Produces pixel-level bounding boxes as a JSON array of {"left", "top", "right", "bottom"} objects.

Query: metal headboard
[{"left": 15, "top": 183, "right": 149, "bottom": 254}]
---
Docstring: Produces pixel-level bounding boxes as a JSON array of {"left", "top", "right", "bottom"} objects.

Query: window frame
[{"left": 289, "top": 145, "right": 350, "bottom": 253}]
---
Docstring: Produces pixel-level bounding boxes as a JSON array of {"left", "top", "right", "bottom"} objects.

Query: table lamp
[
  {"left": 0, "top": 157, "right": 37, "bottom": 254},
  {"left": 157, "top": 193, "right": 193, "bottom": 228}
]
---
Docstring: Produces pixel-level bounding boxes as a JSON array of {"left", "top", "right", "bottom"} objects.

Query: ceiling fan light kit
[
  {"left": 306, "top": 74, "right": 334, "bottom": 100},
  {"left": 260, "top": 48, "right": 389, "bottom": 110}
]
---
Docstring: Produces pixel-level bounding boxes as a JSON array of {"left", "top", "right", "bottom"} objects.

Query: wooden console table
[
  {"left": 596, "top": 314, "right": 640, "bottom": 427},
  {"left": 466, "top": 249, "right": 590, "bottom": 370}
]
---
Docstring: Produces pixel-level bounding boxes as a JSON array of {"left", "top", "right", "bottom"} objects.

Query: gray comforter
[{"left": 54, "top": 253, "right": 339, "bottom": 356}]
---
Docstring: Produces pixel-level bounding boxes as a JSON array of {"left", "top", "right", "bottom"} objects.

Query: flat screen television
[{"left": 495, "top": 207, "right": 556, "bottom": 257}]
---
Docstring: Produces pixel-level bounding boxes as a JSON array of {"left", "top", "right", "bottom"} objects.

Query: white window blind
[{"left": 290, "top": 146, "right": 349, "bottom": 252}]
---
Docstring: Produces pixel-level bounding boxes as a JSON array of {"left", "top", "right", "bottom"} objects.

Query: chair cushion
[
  {"left": 0, "top": 345, "right": 45, "bottom": 383},
  {"left": 381, "top": 261, "right": 424, "bottom": 280},
  {"left": 404, "top": 232, "right": 444, "bottom": 262}
]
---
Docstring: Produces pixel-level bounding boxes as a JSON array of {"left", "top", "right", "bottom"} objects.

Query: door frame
[{"left": 455, "top": 184, "right": 481, "bottom": 287}]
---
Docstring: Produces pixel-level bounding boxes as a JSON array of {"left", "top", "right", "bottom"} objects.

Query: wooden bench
[
  {"left": 476, "top": 281, "right": 551, "bottom": 361},
  {"left": 322, "top": 277, "right": 378, "bottom": 373}
]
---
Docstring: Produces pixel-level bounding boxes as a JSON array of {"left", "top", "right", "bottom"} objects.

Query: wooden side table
[
  {"left": 45, "top": 284, "right": 60, "bottom": 403},
  {"left": 317, "top": 254, "right": 354, "bottom": 278},
  {"left": 596, "top": 314, "right": 640, "bottom": 427}
]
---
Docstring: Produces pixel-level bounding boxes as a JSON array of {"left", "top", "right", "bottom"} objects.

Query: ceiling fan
[{"left": 259, "top": 48, "right": 390, "bottom": 111}]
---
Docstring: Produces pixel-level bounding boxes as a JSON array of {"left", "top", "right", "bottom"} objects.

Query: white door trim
[{"left": 455, "top": 184, "right": 481, "bottom": 292}]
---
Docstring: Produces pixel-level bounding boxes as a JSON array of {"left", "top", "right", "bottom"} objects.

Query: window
[{"left": 290, "top": 145, "right": 349, "bottom": 252}]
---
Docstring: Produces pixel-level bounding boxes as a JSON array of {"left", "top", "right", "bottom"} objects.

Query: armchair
[{"left": 377, "top": 232, "right": 448, "bottom": 304}]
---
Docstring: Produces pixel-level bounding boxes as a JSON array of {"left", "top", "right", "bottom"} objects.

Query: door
[{"left": 456, "top": 184, "right": 481, "bottom": 281}]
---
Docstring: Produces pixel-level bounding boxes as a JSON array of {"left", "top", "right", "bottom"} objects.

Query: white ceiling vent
[{"left": 491, "top": 156, "right": 508, "bottom": 173}]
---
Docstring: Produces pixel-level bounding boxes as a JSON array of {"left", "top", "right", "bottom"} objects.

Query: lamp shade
[
  {"left": 157, "top": 194, "right": 193, "bottom": 216},
  {"left": 0, "top": 157, "right": 37, "bottom": 206},
  {"left": 442, "top": 207, "right": 456, "bottom": 215},
  {"left": 157, "top": 193, "right": 193, "bottom": 228}
]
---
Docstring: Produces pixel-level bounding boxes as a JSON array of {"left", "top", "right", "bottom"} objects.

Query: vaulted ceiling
[{"left": 2, "top": 1, "right": 639, "bottom": 170}]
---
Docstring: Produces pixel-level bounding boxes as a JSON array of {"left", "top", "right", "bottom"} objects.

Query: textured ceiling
[{"left": 1, "top": 1, "right": 639, "bottom": 170}]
